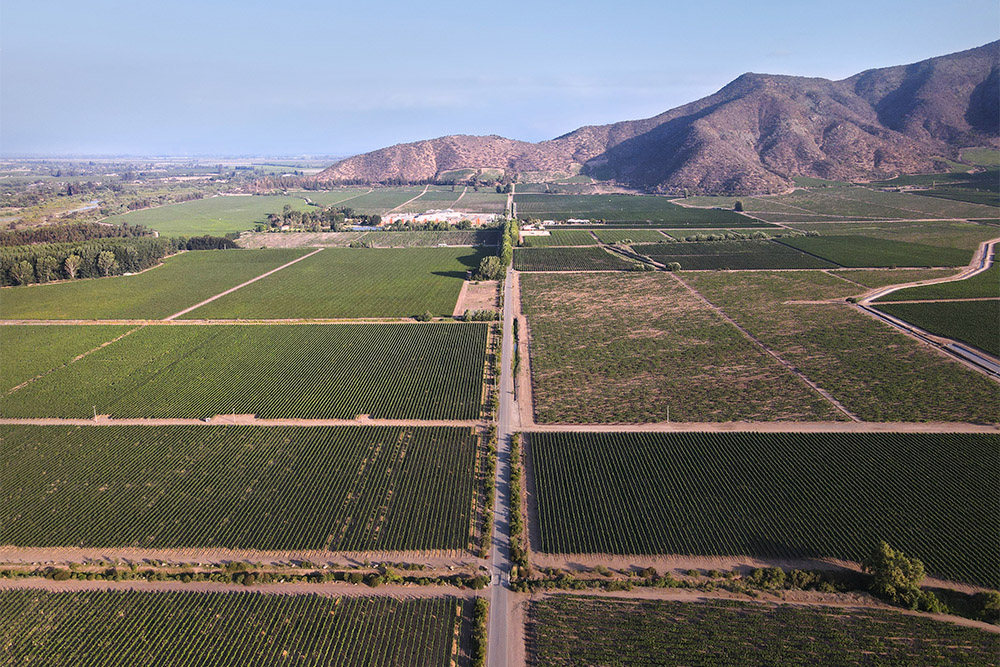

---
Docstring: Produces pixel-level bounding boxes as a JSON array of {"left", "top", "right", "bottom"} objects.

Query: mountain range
[{"left": 316, "top": 42, "right": 999, "bottom": 194}]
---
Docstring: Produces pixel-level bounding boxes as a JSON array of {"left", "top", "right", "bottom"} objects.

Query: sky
[{"left": 2, "top": 0, "right": 997, "bottom": 157}]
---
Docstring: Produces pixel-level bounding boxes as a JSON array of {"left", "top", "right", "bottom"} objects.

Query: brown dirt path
[
  {"left": 0, "top": 417, "right": 483, "bottom": 427},
  {"left": 164, "top": 246, "right": 324, "bottom": 319}
]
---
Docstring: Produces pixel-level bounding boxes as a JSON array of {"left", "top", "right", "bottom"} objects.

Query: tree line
[
  {"left": 0, "top": 221, "right": 153, "bottom": 247},
  {"left": 0, "top": 235, "right": 237, "bottom": 287}
]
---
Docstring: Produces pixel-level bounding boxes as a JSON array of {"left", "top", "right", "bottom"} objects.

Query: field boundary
[
  {"left": 163, "top": 247, "right": 324, "bottom": 320},
  {"left": 0, "top": 417, "right": 484, "bottom": 427}
]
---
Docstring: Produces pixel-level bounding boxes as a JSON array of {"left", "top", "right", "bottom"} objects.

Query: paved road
[{"left": 487, "top": 267, "right": 515, "bottom": 667}]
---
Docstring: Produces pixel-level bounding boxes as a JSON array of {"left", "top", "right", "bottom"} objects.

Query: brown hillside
[{"left": 315, "top": 42, "right": 999, "bottom": 194}]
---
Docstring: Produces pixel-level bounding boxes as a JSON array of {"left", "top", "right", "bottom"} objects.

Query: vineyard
[
  {"left": 875, "top": 263, "right": 999, "bottom": 301},
  {"left": 0, "top": 323, "right": 489, "bottom": 420},
  {"left": 0, "top": 589, "right": 463, "bottom": 667},
  {"left": 512, "top": 194, "right": 750, "bottom": 225},
  {"left": 0, "top": 249, "right": 309, "bottom": 320},
  {"left": 512, "top": 247, "right": 633, "bottom": 271},
  {"left": 0, "top": 425, "right": 481, "bottom": 551},
  {"left": 777, "top": 235, "right": 971, "bottom": 268},
  {"left": 683, "top": 270, "right": 1000, "bottom": 422},
  {"left": 631, "top": 240, "right": 836, "bottom": 270},
  {"left": 0, "top": 325, "right": 129, "bottom": 392},
  {"left": 875, "top": 300, "right": 1000, "bottom": 356},
  {"left": 519, "top": 272, "right": 840, "bottom": 422},
  {"left": 830, "top": 268, "right": 956, "bottom": 289},
  {"left": 183, "top": 247, "right": 486, "bottom": 319},
  {"left": 520, "top": 230, "right": 597, "bottom": 247},
  {"left": 788, "top": 220, "right": 996, "bottom": 251},
  {"left": 592, "top": 228, "right": 671, "bottom": 244},
  {"left": 526, "top": 596, "right": 1000, "bottom": 666},
  {"left": 527, "top": 431, "right": 1000, "bottom": 586}
]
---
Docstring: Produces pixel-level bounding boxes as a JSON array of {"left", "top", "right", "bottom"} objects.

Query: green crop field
[
  {"left": 331, "top": 187, "right": 426, "bottom": 214},
  {"left": 632, "top": 240, "right": 836, "bottom": 270},
  {"left": 514, "top": 194, "right": 750, "bottom": 226},
  {"left": 962, "top": 147, "right": 1000, "bottom": 165},
  {"left": 787, "top": 220, "right": 996, "bottom": 250},
  {"left": 0, "top": 590, "right": 461, "bottom": 667},
  {"left": 751, "top": 186, "right": 998, "bottom": 220},
  {"left": 519, "top": 273, "right": 841, "bottom": 423},
  {"left": 777, "top": 235, "right": 971, "bottom": 267},
  {"left": 520, "top": 230, "right": 597, "bottom": 247},
  {"left": 526, "top": 597, "right": 999, "bottom": 666},
  {"left": 396, "top": 186, "right": 463, "bottom": 213},
  {"left": 830, "top": 268, "right": 957, "bottom": 289},
  {"left": 876, "top": 300, "right": 1000, "bottom": 357},
  {"left": 290, "top": 188, "right": 372, "bottom": 207},
  {"left": 683, "top": 270, "right": 999, "bottom": 423},
  {"left": 1, "top": 425, "right": 480, "bottom": 551},
  {"left": 876, "top": 264, "right": 999, "bottom": 301},
  {"left": 184, "top": 247, "right": 485, "bottom": 319},
  {"left": 512, "top": 247, "right": 633, "bottom": 271},
  {"left": 0, "top": 325, "right": 129, "bottom": 391},
  {"left": 0, "top": 323, "right": 488, "bottom": 419},
  {"left": 453, "top": 190, "right": 508, "bottom": 213},
  {"left": 0, "top": 249, "right": 309, "bottom": 320},
  {"left": 592, "top": 228, "right": 671, "bottom": 244},
  {"left": 914, "top": 188, "right": 1000, "bottom": 208},
  {"left": 528, "top": 431, "right": 999, "bottom": 586},
  {"left": 103, "top": 195, "right": 314, "bottom": 236}
]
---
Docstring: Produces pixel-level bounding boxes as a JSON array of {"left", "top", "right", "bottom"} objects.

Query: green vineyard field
[
  {"left": 0, "top": 425, "right": 480, "bottom": 551},
  {"left": 0, "top": 249, "right": 310, "bottom": 320},
  {"left": 520, "top": 230, "right": 598, "bottom": 247},
  {"left": 777, "top": 235, "right": 971, "bottom": 268},
  {"left": 527, "top": 431, "right": 1000, "bottom": 587},
  {"left": 0, "top": 323, "right": 488, "bottom": 420},
  {"left": 513, "top": 194, "right": 751, "bottom": 226},
  {"left": 512, "top": 247, "right": 633, "bottom": 271},
  {"left": 184, "top": 247, "right": 485, "bottom": 319},
  {"left": 526, "top": 596, "right": 999, "bottom": 666},
  {"left": 876, "top": 300, "right": 1000, "bottom": 356},
  {"left": 0, "top": 325, "right": 130, "bottom": 391},
  {"left": 631, "top": 239, "right": 836, "bottom": 270},
  {"left": 592, "top": 228, "right": 671, "bottom": 244},
  {"left": 0, "top": 590, "right": 461, "bottom": 667},
  {"left": 103, "top": 195, "right": 316, "bottom": 236}
]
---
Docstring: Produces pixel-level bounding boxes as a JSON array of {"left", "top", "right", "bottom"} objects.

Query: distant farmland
[
  {"left": 1, "top": 425, "right": 481, "bottom": 552},
  {"left": 103, "top": 195, "right": 315, "bottom": 236},
  {"left": 512, "top": 247, "right": 634, "bottom": 271},
  {"left": 514, "top": 194, "right": 753, "bottom": 226},
  {"left": 632, "top": 239, "right": 836, "bottom": 270},
  {"left": 528, "top": 431, "right": 1000, "bottom": 587},
  {"left": 0, "top": 323, "right": 489, "bottom": 420},
  {"left": 875, "top": 300, "right": 1000, "bottom": 357}
]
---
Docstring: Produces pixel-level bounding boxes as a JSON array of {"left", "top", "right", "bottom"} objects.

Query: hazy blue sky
[{"left": 2, "top": 0, "right": 997, "bottom": 156}]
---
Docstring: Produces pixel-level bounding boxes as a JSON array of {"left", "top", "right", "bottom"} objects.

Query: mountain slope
[{"left": 316, "top": 42, "right": 999, "bottom": 194}]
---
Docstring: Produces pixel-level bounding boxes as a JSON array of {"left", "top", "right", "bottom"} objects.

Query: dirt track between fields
[
  {"left": 0, "top": 417, "right": 483, "bottom": 428},
  {"left": 0, "top": 318, "right": 462, "bottom": 325},
  {"left": 522, "top": 421, "right": 998, "bottom": 432}
]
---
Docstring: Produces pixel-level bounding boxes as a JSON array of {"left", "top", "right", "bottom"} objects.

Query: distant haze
[{"left": 2, "top": 0, "right": 998, "bottom": 157}]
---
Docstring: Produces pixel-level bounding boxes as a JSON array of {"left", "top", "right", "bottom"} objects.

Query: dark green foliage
[
  {"left": 864, "top": 541, "right": 943, "bottom": 612},
  {"left": 526, "top": 596, "right": 1000, "bottom": 666},
  {"left": 0, "top": 236, "right": 172, "bottom": 286},
  {"left": 472, "top": 598, "right": 489, "bottom": 667},
  {"left": 475, "top": 255, "right": 504, "bottom": 280},
  {"left": 0, "top": 221, "right": 152, "bottom": 247},
  {"left": 0, "top": 590, "right": 458, "bottom": 666},
  {"left": 1, "top": 324, "right": 488, "bottom": 420},
  {"left": 632, "top": 239, "right": 835, "bottom": 270},
  {"left": 876, "top": 300, "right": 1000, "bottom": 356},
  {"left": 184, "top": 235, "right": 239, "bottom": 250},
  {"left": 777, "top": 235, "right": 971, "bottom": 267},
  {"left": 528, "top": 431, "right": 1000, "bottom": 587},
  {"left": 513, "top": 247, "right": 633, "bottom": 271},
  {"left": 0, "top": 425, "right": 479, "bottom": 551}
]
